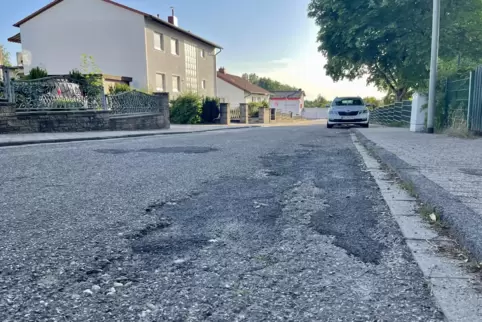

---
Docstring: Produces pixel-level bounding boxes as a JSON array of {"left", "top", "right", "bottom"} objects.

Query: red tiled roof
[
  {"left": 12, "top": 0, "right": 221, "bottom": 48},
  {"left": 217, "top": 72, "right": 271, "bottom": 95}
]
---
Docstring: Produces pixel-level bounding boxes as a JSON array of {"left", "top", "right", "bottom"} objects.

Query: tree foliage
[
  {"left": 170, "top": 92, "right": 203, "bottom": 124},
  {"left": 242, "top": 73, "right": 297, "bottom": 92},
  {"left": 0, "top": 45, "right": 11, "bottom": 66},
  {"left": 305, "top": 94, "right": 329, "bottom": 107},
  {"left": 308, "top": 0, "right": 482, "bottom": 101}
]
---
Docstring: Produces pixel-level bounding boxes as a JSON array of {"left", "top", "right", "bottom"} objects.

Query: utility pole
[{"left": 427, "top": 0, "right": 441, "bottom": 134}]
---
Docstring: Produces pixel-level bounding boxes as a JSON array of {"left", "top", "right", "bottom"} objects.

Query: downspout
[{"left": 212, "top": 48, "right": 223, "bottom": 97}]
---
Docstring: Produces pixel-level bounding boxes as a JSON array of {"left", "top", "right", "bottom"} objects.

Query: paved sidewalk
[
  {"left": 0, "top": 124, "right": 256, "bottom": 147},
  {"left": 355, "top": 127, "right": 482, "bottom": 259},
  {"left": 0, "top": 120, "right": 326, "bottom": 147}
]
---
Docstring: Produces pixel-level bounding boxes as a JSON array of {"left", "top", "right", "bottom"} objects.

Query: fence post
[
  {"left": 467, "top": 70, "right": 475, "bottom": 131},
  {"left": 3, "top": 68, "right": 14, "bottom": 103},
  {"left": 220, "top": 102, "right": 231, "bottom": 125},
  {"left": 444, "top": 78, "right": 450, "bottom": 128},
  {"left": 240, "top": 103, "right": 249, "bottom": 124},
  {"left": 153, "top": 92, "right": 170, "bottom": 129},
  {"left": 259, "top": 107, "right": 270, "bottom": 123},
  {"left": 410, "top": 93, "right": 428, "bottom": 132}
]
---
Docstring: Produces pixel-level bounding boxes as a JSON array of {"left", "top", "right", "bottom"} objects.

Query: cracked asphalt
[{"left": 0, "top": 126, "right": 444, "bottom": 321}]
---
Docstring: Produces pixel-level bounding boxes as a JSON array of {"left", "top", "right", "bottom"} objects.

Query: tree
[
  {"left": 305, "top": 95, "right": 329, "bottom": 107},
  {"left": 363, "top": 97, "right": 381, "bottom": 108},
  {"left": 242, "top": 73, "right": 297, "bottom": 92},
  {"left": 308, "top": 0, "right": 482, "bottom": 101},
  {"left": 0, "top": 45, "right": 11, "bottom": 66}
]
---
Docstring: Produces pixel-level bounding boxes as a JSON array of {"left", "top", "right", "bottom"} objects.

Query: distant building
[
  {"left": 270, "top": 90, "right": 305, "bottom": 115},
  {"left": 216, "top": 68, "right": 271, "bottom": 107}
]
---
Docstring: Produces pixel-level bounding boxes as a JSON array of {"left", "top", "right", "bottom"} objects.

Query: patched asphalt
[{"left": 0, "top": 126, "right": 443, "bottom": 321}]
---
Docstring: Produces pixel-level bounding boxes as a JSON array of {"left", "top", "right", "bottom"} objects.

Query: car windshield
[{"left": 334, "top": 99, "right": 363, "bottom": 106}]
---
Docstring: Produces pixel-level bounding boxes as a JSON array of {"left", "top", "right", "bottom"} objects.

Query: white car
[{"left": 327, "top": 97, "right": 370, "bottom": 128}]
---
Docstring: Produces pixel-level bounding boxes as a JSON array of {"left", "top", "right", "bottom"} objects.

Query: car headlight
[
  {"left": 359, "top": 109, "right": 368, "bottom": 114},
  {"left": 329, "top": 110, "right": 337, "bottom": 115}
]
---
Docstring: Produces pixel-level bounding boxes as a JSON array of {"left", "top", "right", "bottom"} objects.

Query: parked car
[{"left": 327, "top": 97, "right": 370, "bottom": 128}]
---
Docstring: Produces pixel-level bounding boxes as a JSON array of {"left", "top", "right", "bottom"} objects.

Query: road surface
[{"left": 0, "top": 126, "right": 443, "bottom": 321}]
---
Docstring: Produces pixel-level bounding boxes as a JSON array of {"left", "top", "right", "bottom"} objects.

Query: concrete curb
[
  {"left": 0, "top": 126, "right": 261, "bottom": 148},
  {"left": 353, "top": 129, "right": 482, "bottom": 262}
]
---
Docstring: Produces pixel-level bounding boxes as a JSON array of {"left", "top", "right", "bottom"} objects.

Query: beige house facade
[{"left": 8, "top": 0, "right": 221, "bottom": 98}]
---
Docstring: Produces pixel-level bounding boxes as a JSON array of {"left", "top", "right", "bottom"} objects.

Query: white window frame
[
  {"left": 171, "top": 38, "right": 180, "bottom": 56},
  {"left": 155, "top": 73, "right": 166, "bottom": 92},
  {"left": 172, "top": 75, "right": 181, "bottom": 92},
  {"left": 154, "top": 32, "right": 164, "bottom": 51}
]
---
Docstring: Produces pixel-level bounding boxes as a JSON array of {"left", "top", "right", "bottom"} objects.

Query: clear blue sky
[{"left": 0, "top": 0, "right": 382, "bottom": 99}]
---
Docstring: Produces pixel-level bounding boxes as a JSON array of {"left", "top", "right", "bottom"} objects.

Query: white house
[
  {"left": 7, "top": 0, "right": 221, "bottom": 97},
  {"left": 216, "top": 68, "right": 271, "bottom": 106},
  {"left": 269, "top": 90, "right": 305, "bottom": 115}
]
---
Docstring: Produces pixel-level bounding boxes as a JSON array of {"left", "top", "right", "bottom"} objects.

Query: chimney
[
  {"left": 168, "top": 7, "right": 178, "bottom": 26},
  {"left": 218, "top": 67, "right": 226, "bottom": 74}
]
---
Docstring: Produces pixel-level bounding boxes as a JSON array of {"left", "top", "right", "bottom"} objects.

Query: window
[
  {"left": 171, "top": 38, "right": 180, "bottom": 55},
  {"left": 200, "top": 49, "right": 205, "bottom": 58},
  {"left": 257, "top": 97, "right": 261, "bottom": 102},
  {"left": 155, "top": 73, "right": 165, "bottom": 91},
  {"left": 154, "top": 32, "right": 164, "bottom": 51},
  {"left": 172, "top": 75, "right": 181, "bottom": 92},
  {"left": 334, "top": 98, "right": 364, "bottom": 106},
  {"left": 184, "top": 43, "right": 198, "bottom": 92},
  {"left": 252, "top": 97, "right": 256, "bottom": 102},
  {"left": 202, "top": 80, "right": 206, "bottom": 89}
]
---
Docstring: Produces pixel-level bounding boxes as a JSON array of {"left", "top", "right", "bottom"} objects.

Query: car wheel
[{"left": 327, "top": 123, "right": 334, "bottom": 128}]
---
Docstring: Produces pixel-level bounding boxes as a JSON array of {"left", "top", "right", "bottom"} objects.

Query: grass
[
  {"left": 443, "top": 109, "right": 476, "bottom": 139},
  {"left": 399, "top": 181, "right": 417, "bottom": 198},
  {"left": 418, "top": 204, "right": 448, "bottom": 230}
]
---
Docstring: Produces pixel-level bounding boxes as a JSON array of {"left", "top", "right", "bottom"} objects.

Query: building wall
[
  {"left": 216, "top": 78, "right": 245, "bottom": 107},
  {"left": 145, "top": 19, "right": 216, "bottom": 98},
  {"left": 270, "top": 99, "right": 303, "bottom": 115},
  {"left": 19, "top": 0, "right": 148, "bottom": 88},
  {"left": 245, "top": 93, "right": 269, "bottom": 103},
  {"left": 301, "top": 108, "right": 328, "bottom": 119}
]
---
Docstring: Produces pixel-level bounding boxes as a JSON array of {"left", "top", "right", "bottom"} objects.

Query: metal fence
[
  {"left": 370, "top": 101, "right": 411, "bottom": 127},
  {"left": 106, "top": 90, "right": 161, "bottom": 114},
  {"left": 230, "top": 107, "right": 241, "bottom": 121},
  {"left": 11, "top": 77, "right": 104, "bottom": 111},
  {"left": 1, "top": 72, "right": 163, "bottom": 115},
  {"left": 444, "top": 77, "right": 470, "bottom": 129}
]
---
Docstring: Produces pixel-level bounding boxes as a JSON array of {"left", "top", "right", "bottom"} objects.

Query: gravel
[{"left": 0, "top": 126, "right": 443, "bottom": 321}]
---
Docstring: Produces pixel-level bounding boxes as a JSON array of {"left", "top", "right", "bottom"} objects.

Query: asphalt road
[{"left": 0, "top": 126, "right": 444, "bottom": 321}]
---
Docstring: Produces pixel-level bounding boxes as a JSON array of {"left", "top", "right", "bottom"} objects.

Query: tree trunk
[{"left": 395, "top": 88, "right": 407, "bottom": 102}]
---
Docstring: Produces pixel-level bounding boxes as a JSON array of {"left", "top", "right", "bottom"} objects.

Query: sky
[{"left": 0, "top": 0, "right": 383, "bottom": 100}]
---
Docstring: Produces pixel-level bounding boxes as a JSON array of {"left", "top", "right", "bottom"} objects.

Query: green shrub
[
  {"left": 248, "top": 101, "right": 269, "bottom": 117},
  {"left": 68, "top": 69, "right": 103, "bottom": 102},
  {"left": 170, "top": 92, "right": 203, "bottom": 124},
  {"left": 52, "top": 98, "right": 84, "bottom": 109},
  {"left": 25, "top": 67, "right": 48, "bottom": 80},
  {"left": 109, "top": 83, "right": 131, "bottom": 94},
  {"left": 201, "top": 97, "right": 220, "bottom": 123}
]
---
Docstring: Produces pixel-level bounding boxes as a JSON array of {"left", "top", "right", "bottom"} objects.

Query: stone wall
[
  {"left": 109, "top": 113, "right": 169, "bottom": 131},
  {"left": 0, "top": 92, "right": 170, "bottom": 133}
]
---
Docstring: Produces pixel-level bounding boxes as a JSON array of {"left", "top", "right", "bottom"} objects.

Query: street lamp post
[{"left": 427, "top": 0, "right": 441, "bottom": 134}]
